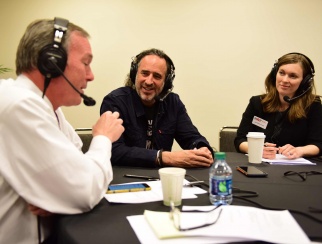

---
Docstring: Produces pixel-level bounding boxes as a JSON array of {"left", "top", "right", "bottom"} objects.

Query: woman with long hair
[{"left": 235, "top": 53, "right": 322, "bottom": 159}]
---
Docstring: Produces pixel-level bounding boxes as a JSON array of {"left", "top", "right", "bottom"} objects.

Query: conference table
[{"left": 53, "top": 152, "right": 322, "bottom": 243}]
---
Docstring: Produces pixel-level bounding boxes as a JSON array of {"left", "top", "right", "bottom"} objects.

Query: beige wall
[{"left": 1, "top": 0, "right": 321, "bottom": 151}]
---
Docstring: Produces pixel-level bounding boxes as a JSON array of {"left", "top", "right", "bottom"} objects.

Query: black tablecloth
[{"left": 53, "top": 153, "right": 322, "bottom": 244}]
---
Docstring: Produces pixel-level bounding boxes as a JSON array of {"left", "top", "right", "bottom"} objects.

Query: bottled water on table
[{"left": 209, "top": 152, "right": 233, "bottom": 205}]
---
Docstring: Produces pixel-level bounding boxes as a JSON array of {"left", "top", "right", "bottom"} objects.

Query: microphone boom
[
  {"left": 283, "top": 86, "right": 312, "bottom": 103},
  {"left": 49, "top": 58, "right": 96, "bottom": 106}
]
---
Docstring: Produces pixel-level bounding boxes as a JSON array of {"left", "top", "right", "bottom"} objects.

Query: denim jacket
[{"left": 100, "top": 87, "right": 213, "bottom": 167}]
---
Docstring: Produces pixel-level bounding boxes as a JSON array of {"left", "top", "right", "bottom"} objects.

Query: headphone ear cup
[
  {"left": 297, "top": 74, "right": 313, "bottom": 92},
  {"left": 37, "top": 45, "right": 67, "bottom": 78},
  {"left": 163, "top": 73, "right": 174, "bottom": 91},
  {"left": 129, "top": 61, "right": 137, "bottom": 84},
  {"left": 163, "top": 59, "right": 175, "bottom": 92},
  {"left": 269, "top": 62, "right": 278, "bottom": 85}
]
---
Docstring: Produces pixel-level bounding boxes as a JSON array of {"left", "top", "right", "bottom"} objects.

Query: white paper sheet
[
  {"left": 127, "top": 205, "right": 310, "bottom": 244},
  {"left": 127, "top": 215, "right": 249, "bottom": 244},
  {"left": 104, "top": 180, "right": 206, "bottom": 203},
  {"left": 262, "top": 154, "right": 316, "bottom": 165}
]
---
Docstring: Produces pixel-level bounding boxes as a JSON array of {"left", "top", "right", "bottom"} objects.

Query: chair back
[
  {"left": 75, "top": 128, "right": 93, "bottom": 153},
  {"left": 219, "top": 126, "right": 238, "bottom": 152}
]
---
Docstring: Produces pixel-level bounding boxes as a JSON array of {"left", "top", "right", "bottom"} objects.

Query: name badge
[{"left": 252, "top": 116, "right": 268, "bottom": 129}]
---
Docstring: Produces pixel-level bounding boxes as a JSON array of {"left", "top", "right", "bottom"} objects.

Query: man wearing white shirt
[{"left": 0, "top": 18, "right": 124, "bottom": 243}]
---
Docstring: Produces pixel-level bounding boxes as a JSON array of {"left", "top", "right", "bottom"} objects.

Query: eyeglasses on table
[
  {"left": 283, "top": 170, "right": 322, "bottom": 181},
  {"left": 169, "top": 201, "right": 223, "bottom": 231}
]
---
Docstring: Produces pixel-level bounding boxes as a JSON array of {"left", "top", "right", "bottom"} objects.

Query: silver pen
[{"left": 123, "top": 174, "right": 160, "bottom": 181}]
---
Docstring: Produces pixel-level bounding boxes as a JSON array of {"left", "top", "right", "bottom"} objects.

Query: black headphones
[
  {"left": 37, "top": 17, "right": 69, "bottom": 79},
  {"left": 270, "top": 52, "right": 315, "bottom": 93},
  {"left": 129, "top": 50, "right": 176, "bottom": 92}
]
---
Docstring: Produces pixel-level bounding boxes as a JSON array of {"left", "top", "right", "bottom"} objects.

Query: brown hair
[{"left": 261, "top": 53, "right": 317, "bottom": 123}]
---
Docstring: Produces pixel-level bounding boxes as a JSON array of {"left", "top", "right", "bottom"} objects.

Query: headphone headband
[
  {"left": 275, "top": 52, "right": 315, "bottom": 75},
  {"left": 37, "top": 17, "right": 69, "bottom": 79},
  {"left": 53, "top": 18, "right": 69, "bottom": 47}
]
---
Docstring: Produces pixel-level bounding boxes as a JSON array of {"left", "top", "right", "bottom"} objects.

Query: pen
[
  {"left": 123, "top": 174, "right": 159, "bottom": 181},
  {"left": 264, "top": 143, "right": 279, "bottom": 154},
  {"left": 184, "top": 181, "right": 205, "bottom": 187}
]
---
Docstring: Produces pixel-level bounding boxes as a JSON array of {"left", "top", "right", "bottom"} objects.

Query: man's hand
[
  {"left": 162, "top": 147, "right": 213, "bottom": 168},
  {"left": 28, "top": 204, "right": 53, "bottom": 217},
  {"left": 92, "top": 111, "right": 124, "bottom": 142}
]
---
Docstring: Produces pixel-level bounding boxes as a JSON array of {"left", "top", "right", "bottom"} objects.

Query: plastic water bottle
[{"left": 209, "top": 152, "right": 233, "bottom": 205}]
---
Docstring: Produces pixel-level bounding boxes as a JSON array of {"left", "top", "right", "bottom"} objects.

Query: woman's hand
[
  {"left": 279, "top": 144, "right": 304, "bottom": 159},
  {"left": 262, "top": 142, "right": 279, "bottom": 159}
]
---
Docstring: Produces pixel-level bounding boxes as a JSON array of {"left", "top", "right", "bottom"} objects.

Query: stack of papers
[
  {"left": 104, "top": 180, "right": 206, "bottom": 204},
  {"left": 127, "top": 205, "right": 310, "bottom": 244},
  {"left": 263, "top": 154, "right": 316, "bottom": 165}
]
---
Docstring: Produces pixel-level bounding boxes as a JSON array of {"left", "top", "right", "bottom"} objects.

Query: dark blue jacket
[{"left": 100, "top": 87, "right": 213, "bottom": 167}]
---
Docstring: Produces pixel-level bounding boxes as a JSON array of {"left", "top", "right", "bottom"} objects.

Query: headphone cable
[
  {"left": 187, "top": 173, "right": 322, "bottom": 240},
  {"left": 37, "top": 216, "right": 42, "bottom": 244}
]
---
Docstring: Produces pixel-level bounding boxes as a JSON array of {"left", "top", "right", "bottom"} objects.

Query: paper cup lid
[
  {"left": 159, "top": 167, "right": 186, "bottom": 176},
  {"left": 247, "top": 132, "right": 266, "bottom": 138}
]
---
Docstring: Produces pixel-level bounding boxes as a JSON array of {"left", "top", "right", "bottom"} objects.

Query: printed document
[{"left": 127, "top": 205, "right": 310, "bottom": 244}]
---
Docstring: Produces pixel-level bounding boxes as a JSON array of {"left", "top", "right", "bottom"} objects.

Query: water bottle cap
[{"left": 215, "top": 152, "right": 226, "bottom": 160}]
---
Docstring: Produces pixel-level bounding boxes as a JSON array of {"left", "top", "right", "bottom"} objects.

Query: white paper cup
[
  {"left": 158, "top": 167, "right": 186, "bottom": 206},
  {"left": 247, "top": 132, "right": 266, "bottom": 164}
]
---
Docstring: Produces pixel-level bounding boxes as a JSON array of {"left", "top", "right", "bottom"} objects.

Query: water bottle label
[{"left": 211, "top": 178, "right": 232, "bottom": 196}]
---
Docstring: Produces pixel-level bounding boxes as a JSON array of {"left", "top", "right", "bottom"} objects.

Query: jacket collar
[{"left": 130, "top": 88, "right": 165, "bottom": 118}]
